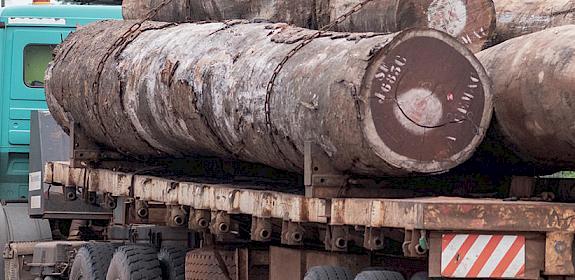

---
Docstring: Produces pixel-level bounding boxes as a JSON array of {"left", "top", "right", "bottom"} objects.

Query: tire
[
  {"left": 185, "top": 248, "right": 237, "bottom": 280},
  {"left": 304, "top": 266, "right": 354, "bottom": 280},
  {"left": 158, "top": 247, "right": 186, "bottom": 280},
  {"left": 354, "top": 270, "right": 405, "bottom": 280},
  {"left": 409, "top": 272, "right": 428, "bottom": 280},
  {"left": 69, "top": 243, "right": 117, "bottom": 280},
  {"left": 106, "top": 245, "right": 162, "bottom": 280}
]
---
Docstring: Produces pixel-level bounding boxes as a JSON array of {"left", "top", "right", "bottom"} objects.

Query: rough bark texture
[
  {"left": 46, "top": 20, "right": 492, "bottom": 177},
  {"left": 493, "top": 0, "right": 575, "bottom": 44},
  {"left": 476, "top": 25, "right": 575, "bottom": 171},
  {"left": 122, "top": 0, "right": 496, "bottom": 52}
]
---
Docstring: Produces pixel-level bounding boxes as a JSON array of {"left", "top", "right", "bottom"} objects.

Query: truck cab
[{"left": 0, "top": 4, "right": 122, "bottom": 201}]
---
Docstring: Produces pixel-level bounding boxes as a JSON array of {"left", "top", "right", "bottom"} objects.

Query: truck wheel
[
  {"left": 304, "top": 266, "right": 354, "bottom": 280},
  {"left": 409, "top": 272, "right": 427, "bottom": 280},
  {"left": 106, "top": 245, "right": 162, "bottom": 280},
  {"left": 158, "top": 247, "right": 186, "bottom": 280},
  {"left": 185, "top": 248, "right": 236, "bottom": 279},
  {"left": 70, "top": 243, "right": 117, "bottom": 280},
  {"left": 355, "top": 270, "right": 405, "bottom": 280}
]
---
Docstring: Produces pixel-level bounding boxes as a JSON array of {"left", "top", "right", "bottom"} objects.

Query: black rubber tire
[
  {"left": 69, "top": 243, "right": 117, "bottom": 280},
  {"left": 105, "top": 245, "right": 162, "bottom": 280},
  {"left": 304, "top": 266, "right": 354, "bottom": 280},
  {"left": 185, "top": 248, "right": 237, "bottom": 280},
  {"left": 409, "top": 272, "right": 428, "bottom": 280},
  {"left": 158, "top": 246, "right": 187, "bottom": 280},
  {"left": 354, "top": 270, "right": 405, "bottom": 280}
]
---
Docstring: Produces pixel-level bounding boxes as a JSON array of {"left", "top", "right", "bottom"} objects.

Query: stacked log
[
  {"left": 493, "top": 0, "right": 575, "bottom": 44},
  {"left": 46, "top": 20, "right": 493, "bottom": 177},
  {"left": 122, "top": 0, "right": 496, "bottom": 52},
  {"left": 475, "top": 25, "right": 575, "bottom": 172}
]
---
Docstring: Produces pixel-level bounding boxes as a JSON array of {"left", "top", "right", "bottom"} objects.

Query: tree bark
[
  {"left": 122, "top": 0, "right": 496, "bottom": 52},
  {"left": 476, "top": 25, "right": 575, "bottom": 171},
  {"left": 492, "top": 0, "right": 575, "bottom": 44},
  {"left": 46, "top": 20, "right": 492, "bottom": 177}
]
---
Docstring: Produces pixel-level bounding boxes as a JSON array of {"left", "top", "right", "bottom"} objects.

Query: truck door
[{"left": 0, "top": 26, "right": 71, "bottom": 200}]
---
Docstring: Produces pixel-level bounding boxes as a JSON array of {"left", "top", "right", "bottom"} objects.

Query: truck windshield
[{"left": 23, "top": 44, "right": 56, "bottom": 88}]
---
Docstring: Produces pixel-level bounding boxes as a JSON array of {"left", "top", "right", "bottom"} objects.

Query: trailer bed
[
  {"left": 41, "top": 161, "right": 575, "bottom": 278},
  {"left": 43, "top": 161, "right": 575, "bottom": 233}
]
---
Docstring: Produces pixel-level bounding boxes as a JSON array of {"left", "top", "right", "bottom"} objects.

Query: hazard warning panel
[{"left": 441, "top": 234, "right": 525, "bottom": 278}]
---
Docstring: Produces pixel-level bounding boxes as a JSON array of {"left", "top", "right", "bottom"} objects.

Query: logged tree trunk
[
  {"left": 476, "top": 25, "right": 575, "bottom": 171},
  {"left": 46, "top": 20, "right": 492, "bottom": 177},
  {"left": 493, "top": 0, "right": 575, "bottom": 44},
  {"left": 122, "top": 0, "right": 496, "bottom": 52}
]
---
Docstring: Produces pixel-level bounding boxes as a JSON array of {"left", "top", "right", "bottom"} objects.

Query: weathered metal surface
[
  {"left": 46, "top": 162, "right": 575, "bottom": 233},
  {"left": 331, "top": 196, "right": 575, "bottom": 232},
  {"left": 476, "top": 25, "right": 575, "bottom": 171},
  {"left": 47, "top": 162, "right": 328, "bottom": 224},
  {"left": 122, "top": 0, "right": 496, "bottom": 52},
  {"left": 4, "top": 242, "right": 39, "bottom": 280},
  {"left": 46, "top": 20, "right": 492, "bottom": 177},
  {"left": 330, "top": 199, "right": 424, "bottom": 229},
  {"left": 545, "top": 232, "right": 575, "bottom": 275},
  {"left": 493, "top": 0, "right": 575, "bottom": 45}
]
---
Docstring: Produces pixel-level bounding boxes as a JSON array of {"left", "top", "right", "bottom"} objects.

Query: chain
[
  {"left": 263, "top": 0, "right": 375, "bottom": 167},
  {"left": 95, "top": 0, "right": 175, "bottom": 85},
  {"left": 90, "top": 0, "right": 175, "bottom": 159}
]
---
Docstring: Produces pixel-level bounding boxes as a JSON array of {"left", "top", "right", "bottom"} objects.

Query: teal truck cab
[
  {"left": 0, "top": 4, "right": 121, "bottom": 200},
  {"left": 0, "top": 4, "right": 121, "bottom": 278}
]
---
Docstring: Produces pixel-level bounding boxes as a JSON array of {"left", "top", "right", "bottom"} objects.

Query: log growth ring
[{"left": 361, "top": 29, "right": 493, "bottom": 173}]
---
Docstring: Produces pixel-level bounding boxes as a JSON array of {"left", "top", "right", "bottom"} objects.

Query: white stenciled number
[
  {"left": 374, "top": 55, "right": 408, "bottom": 101},
  {"left": 454, "top": 74, "right": 480, "bottom": 121}
]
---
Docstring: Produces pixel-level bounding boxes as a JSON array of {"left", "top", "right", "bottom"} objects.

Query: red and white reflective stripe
[{"left": 441, "top": 234, "right": 525, "bottom": 278}]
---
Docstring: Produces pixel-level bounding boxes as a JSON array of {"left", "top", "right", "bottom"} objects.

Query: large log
[
  {"left": 493, "top": 0, "right": 575, "bottom": 44},
  {"left": 476, "top": 25, "right": 575, "bottom": 171},
  {"left": 122, "top": 0, "right": 496, "bottom": 52},
  {"left": 46, "top": 20, "right": 492, "bottom": 177}
]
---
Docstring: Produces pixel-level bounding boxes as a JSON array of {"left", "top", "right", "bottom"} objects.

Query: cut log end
[
  {"left": 398, "top": 0, "right": 496, "bottom": 53},
  {"left": 362, "top": 29, "right": 493, "bottom": 173}
]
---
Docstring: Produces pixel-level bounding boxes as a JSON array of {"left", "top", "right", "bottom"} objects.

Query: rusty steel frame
[
  {"left": 45, "top": 161, "right": 575, "bottom": 277},
  {"left": 46, "top": 162, "right": 328, "bottom": 224}
]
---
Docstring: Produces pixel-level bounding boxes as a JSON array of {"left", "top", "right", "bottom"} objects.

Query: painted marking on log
[
  {"left": 393, "top": 88, "right": 443, "bottom": 136},
  {"left": 448, "top": 75, "right": 480, "bottom": 124},
  {"left": 375, "top": 55, "right": 406, "bottom": 94},
  {"left": 427, "top": 0, "right": 467, "bottom": 37},
  {"left": 460, "top": 34, "right": 471, "bottom": 45},
  {"left": 462, "top": 27, "right": 489, "bottom": 44},
  {"left": 375, "top": 93, "right": 387, "bottom": 103}
]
